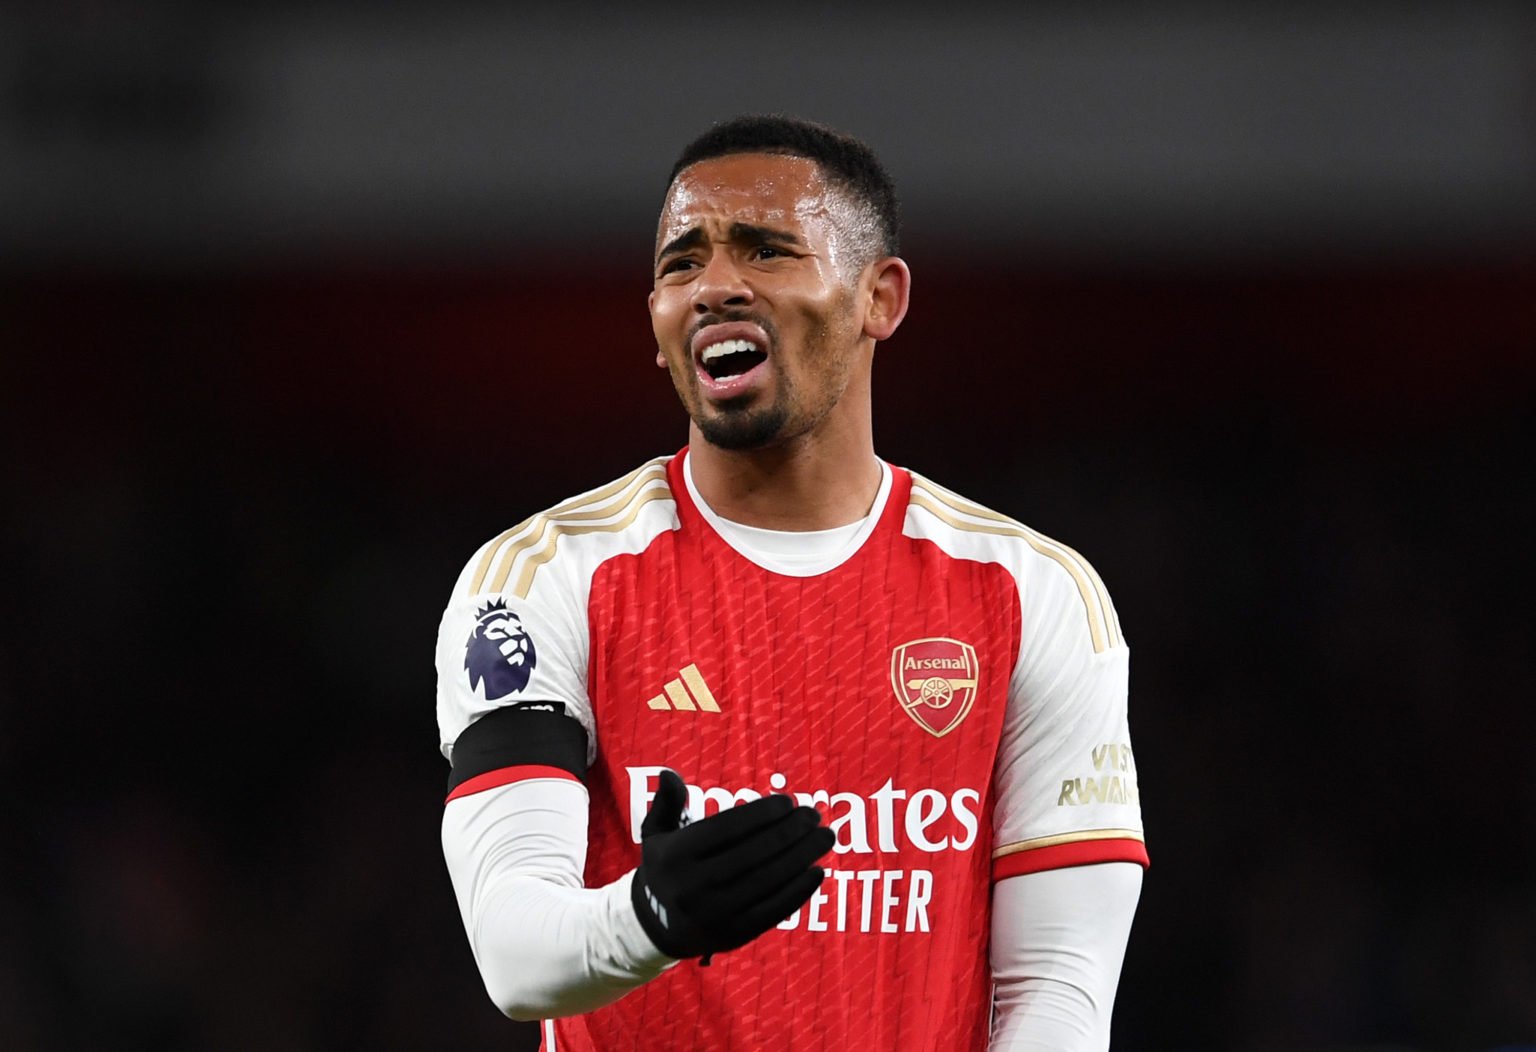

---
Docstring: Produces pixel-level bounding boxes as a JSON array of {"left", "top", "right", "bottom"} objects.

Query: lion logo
[{"left": 463, "top": 599, "right": 538, "bottom": 700}]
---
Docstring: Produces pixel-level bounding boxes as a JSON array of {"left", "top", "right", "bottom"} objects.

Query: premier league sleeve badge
[{"left": 463, "top": 598, "right": 539, "bottom": 700}]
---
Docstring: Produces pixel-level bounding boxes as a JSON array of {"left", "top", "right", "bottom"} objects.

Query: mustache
[{"left": 688, "top": 311, "right": 779, "bottom": 348}]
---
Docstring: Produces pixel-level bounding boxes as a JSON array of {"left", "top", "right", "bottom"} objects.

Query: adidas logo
[{"left": 646, "top": 664, "right": 721, "bottom": 713}]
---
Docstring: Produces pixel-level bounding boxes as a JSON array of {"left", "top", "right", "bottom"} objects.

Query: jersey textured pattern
[{"left": 435, "top": 451, "right": 1147, "bottom": 1052}]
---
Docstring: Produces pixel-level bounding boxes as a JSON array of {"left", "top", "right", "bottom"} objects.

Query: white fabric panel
[
  {"left": 989, "top": 863, "right": 1142, "bottom": 1050},
  {"left": 435, "top": 458, "right": 679, "bottom": 764}
]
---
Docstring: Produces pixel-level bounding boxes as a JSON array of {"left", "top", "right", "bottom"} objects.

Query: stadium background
[{"left": 3, "top": 4, "right": 1533, "bottom": 1049}]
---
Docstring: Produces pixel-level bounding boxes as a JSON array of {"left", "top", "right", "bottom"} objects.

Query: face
[{"left": 648, "top": 153, "right": 875, "bottom": 452}]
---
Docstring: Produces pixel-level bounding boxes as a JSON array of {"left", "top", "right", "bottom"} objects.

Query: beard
[
  {"left": 675, "top": 309, "right": 797, "bottom": 451},
  {"left": 672, "top": 298, "right": 856, "bottom": 452},
  {"left": 695, "top": 398, "right": 792, "bottom": 450}
]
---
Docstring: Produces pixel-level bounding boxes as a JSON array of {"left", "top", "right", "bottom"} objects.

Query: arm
[
  {"left": 441, "top": 709, "right": 833, "bottom": 1019},
  {"left": 989, "top": 547, "right": 1148, "bottom": 1046},
  {"left": 436, "top": 544, "right": 664, "bottom": 1020},
  {"left": 436, "top": 534, "right": 830, "bottom": 1019},
  {"left": 988, "top": 863, "right": 1142, "bottom": 1050},
  {"left": 441, "top": 774, "right": 675, "bottom": 1020}
]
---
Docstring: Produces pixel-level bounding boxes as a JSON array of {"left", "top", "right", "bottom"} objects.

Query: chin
[{"left": 696, "top": 405, "right": 791, "bottom": 451}]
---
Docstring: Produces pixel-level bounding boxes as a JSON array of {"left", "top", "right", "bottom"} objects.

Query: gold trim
[
  {"left": 509, "top": 487, "right": 674, "bottom": 598},
  {"left": 646, "top": 694, "right": 669, "bottom": 710},
  {"left": 491, "top": 465, "right": 667, "bottom": 593},
  {"left": 912, "top": 477, "right": 1119, "bottom": 648},
  {"left": 992, "top": 828, "right": 1144, "bottom": 858},
  {"left": 663, "top": 679, "right": 695, "bottom": 712},
  {"left": 469, "top": 457, "right": 668, "bottom": 595},
  {"left": 679, "top": 664, "right": 721, "bottom": 713},
  {"left": 912, "top": 476, "right": 1121, "bottom": 649},
  {"left": 909, "top": 481, "right": 1117, "bottom": 653},
  {"left": 470, "top": 519, "right": 533, "bottom": 597}
]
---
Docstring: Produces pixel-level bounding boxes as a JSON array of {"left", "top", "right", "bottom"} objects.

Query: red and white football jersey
[{"left": 436, "top": 450, "right": 1147, "bottom": 1051}]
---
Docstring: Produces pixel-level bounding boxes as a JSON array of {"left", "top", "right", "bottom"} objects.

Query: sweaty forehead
[{"left": 657, "top": 153, "right": 836, "bottom": 245}]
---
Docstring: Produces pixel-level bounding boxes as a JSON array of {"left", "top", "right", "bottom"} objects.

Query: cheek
[
  {"left": 650, "top": 290, "right": 687, "bottom": 344},
  {"left": 799, "top": 292, "right": 857, "bottom": 356}
]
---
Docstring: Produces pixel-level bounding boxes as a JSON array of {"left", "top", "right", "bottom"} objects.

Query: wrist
[{"left": 613, "top": 870, "right": 681, "bottom": 970}]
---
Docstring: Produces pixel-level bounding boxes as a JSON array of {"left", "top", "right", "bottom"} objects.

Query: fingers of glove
[
  {"left": 640, "top": 769, "right": 689, "bottom": 838},
  {"left": 716, "top": 866, "right": 830, "bottom": 952},
  {"left": 671, "top": 793, "right": 796, "bottom": 855},
  {"left": 689, "top": 825, "right": 836, "bottom": 920},
  {"left": 704, "top": 811, "right": 833, "bottom": 887}
]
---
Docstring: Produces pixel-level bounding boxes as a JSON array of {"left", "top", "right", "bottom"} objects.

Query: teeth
[{"left": 700, "top": 338, "right": 758, "bottom": 362}]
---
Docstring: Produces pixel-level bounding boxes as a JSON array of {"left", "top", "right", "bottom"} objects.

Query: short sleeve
[
  {"left": 990, "top": 554, "right": 1147, "bottom": 880},
  {"left": 435, "top": 537, "right": 596, "bottom": 766}
]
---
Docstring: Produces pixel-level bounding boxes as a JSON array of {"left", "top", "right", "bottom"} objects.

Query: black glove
[{"left": 630, "top": 769, "right": 834, "bottom": 960}]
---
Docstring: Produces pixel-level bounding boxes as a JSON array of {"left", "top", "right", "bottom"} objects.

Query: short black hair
[{"left": 668, "top": 115, "right": 901, "bottom": 261}]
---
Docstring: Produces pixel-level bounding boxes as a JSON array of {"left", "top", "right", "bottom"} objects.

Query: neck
[{"left": 687, "top": 420, "right": 882, "bottom": 531}]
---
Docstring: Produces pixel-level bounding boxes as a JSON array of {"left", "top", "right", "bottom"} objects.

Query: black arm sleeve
[{"left": 446, "top": 701, "right": 589, "bottom": 794}]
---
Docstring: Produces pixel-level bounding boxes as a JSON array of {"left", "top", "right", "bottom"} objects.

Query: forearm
[
  {"left": 466, "top": 869, "right": 672, "bottom": 1019},
  {"left": 989, "top": 863, "right": 1142, "bottom": 1051},
  {"left": 441, "top": 778, "right": 674, "bottom": 1020}
]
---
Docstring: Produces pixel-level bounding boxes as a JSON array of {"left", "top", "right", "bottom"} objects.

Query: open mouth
[{"left": 699, "top": 338, "right": 768, "bottom": 380}]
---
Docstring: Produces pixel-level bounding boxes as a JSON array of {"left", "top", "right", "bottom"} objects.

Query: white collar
[{"left": 683, "top": 450, "right": 892, "bottom": 577}]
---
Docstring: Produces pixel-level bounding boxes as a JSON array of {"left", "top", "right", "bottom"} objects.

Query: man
[{"left": 436, "top": 115, "right": 1147, "bottom": 1051}]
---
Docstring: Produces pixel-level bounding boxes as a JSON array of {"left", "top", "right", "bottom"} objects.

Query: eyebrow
[
  {"left": 655, "top": 223, "right": 803, "bottom": 266},
  {"left": 656, "top": 227, "right": 706, "bottom": 266}
]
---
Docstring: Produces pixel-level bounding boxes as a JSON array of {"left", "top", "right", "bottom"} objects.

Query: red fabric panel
[
  {"left": 444, "top": 764, "right": 582, "bottom": 804},
  {"left": 992, "top": 838, "right": 1150, "bottom": 881}
]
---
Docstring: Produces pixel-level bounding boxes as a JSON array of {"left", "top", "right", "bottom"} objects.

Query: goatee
[{"left": 696, "top": 403, "right": 791, "bottom": 451}]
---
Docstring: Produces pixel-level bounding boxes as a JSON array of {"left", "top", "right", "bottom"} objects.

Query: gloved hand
[{"left": 630, "top": 769, "right": 834, "bottom": 959}]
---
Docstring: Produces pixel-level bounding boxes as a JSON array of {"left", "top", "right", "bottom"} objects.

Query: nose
[{"left": 691, "top": 251, "right": 753, "bottom": 315}]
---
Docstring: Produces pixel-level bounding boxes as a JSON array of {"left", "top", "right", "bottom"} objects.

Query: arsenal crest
[{"left": 890, "top": 637, "right": 979, "bottom": 738}]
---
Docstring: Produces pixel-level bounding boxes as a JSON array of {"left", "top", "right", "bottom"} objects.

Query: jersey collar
[{"left": 669, "top": 447, "right": 907, "bottom": 578}]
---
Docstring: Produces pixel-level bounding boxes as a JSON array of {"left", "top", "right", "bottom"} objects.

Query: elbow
[
  {"left": 474, "top": 922, "right": 600, "bottom": 1022},
  {"left": 484, "top": 985, "right": 543, "bottom": 1023},
  {"left": 500, "top": 1002, "right": 541, "bottom": 1025},
  {"left": 478, "top": 954, "right": 558, "bottom": 1022},
  {"left": 487, "top": 979, "right": 537, "bottom": 1023}
]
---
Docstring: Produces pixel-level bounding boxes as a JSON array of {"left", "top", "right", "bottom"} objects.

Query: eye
[
  {"left": 658, "top": 257, "right": 696, "bottom": 276},
  {"left": 751, "top": 245, "right": 786, "bottom": 260}
]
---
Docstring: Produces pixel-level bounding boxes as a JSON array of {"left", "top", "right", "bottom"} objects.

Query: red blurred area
[{"left": 13, "top": 260, "right": 1534, "bottom": 470}]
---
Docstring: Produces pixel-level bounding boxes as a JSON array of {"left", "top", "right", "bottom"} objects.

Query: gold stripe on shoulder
[
  {"left": 909, "top": 478, "right": 1115, "bottom": 653},
  {"left": 1029, "top": 532, "right": 1118, "bottom": 650},
  {"left": 468, "top": 516, "right": 537, "bottom": 597},
  {"left": 911, "top": 474, "right": 1119, "bottom": 647},
  {"left": 508, "top": 485, "right": 674, "bottom": 598},
  {"left": 489, "top": 463, "right": 669, "bottom": 594},
  {"left": 992, "top": 828, "right": 1144, "bottom": 859},
  {"left": 486, "top": 464, "right": 671, "bottom": 596},
  {"left": 468, "top": 457, "right": 668, "bottom": 596},
  {"left": 910, "top": 474, "right": 1120, "bottom": 648},
  {"left": 490, "top": 474, "right": 659, "bottom": 593}
]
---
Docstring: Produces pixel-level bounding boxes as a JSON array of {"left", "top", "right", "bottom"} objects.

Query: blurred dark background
[{"left": 3, "top": 3, "right": 1534, "bottom": 1049}]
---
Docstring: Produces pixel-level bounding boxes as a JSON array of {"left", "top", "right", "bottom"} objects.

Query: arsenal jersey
[{"left": 436, "top": 450, "right": 1147, "bottom": 1051}]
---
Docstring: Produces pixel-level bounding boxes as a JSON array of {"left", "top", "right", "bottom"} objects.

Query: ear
[
  {"left": 648, "top": 290, "right": 667, "bottom": 367},
  {"left": 861, "top": 256, "right": 911, "bottom": 342}
]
